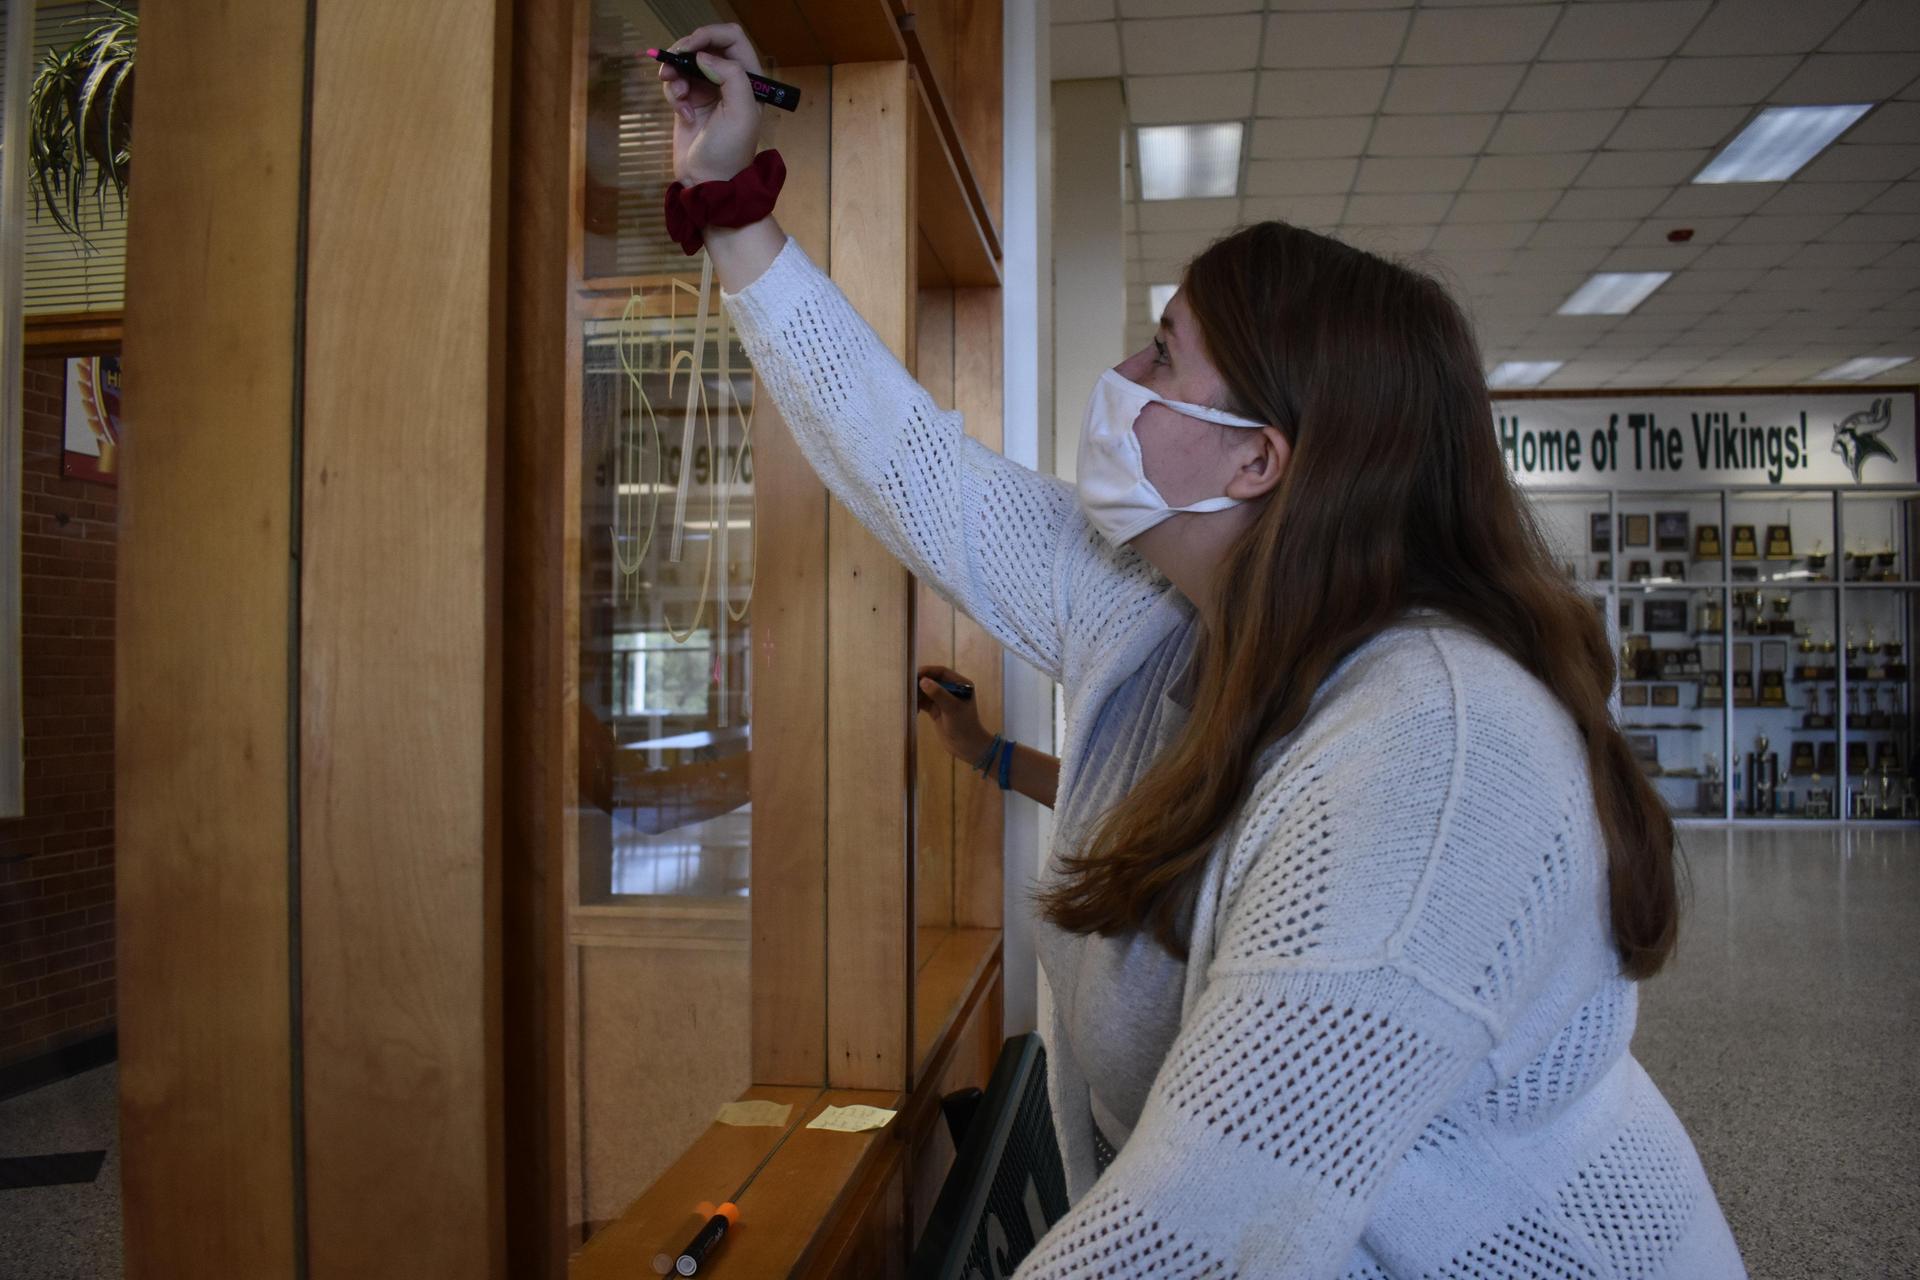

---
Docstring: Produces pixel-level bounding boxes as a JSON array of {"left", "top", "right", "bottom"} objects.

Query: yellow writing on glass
[{"left": 610, "top": 252, "right": 758, "bottom": 726}]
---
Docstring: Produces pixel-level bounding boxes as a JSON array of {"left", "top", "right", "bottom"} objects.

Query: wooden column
[
  {"left": 119, "top": 1, "right": 510, "bottom": 1273},
  {"left": 117, "top": 0, "right": 306, "bottom": 1272},
  {"left": 826, "top": 61, "right": 917, "bottom": 1093}
]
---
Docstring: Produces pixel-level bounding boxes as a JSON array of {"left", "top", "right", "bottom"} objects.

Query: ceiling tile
[
  {"left": 1543, "top": 2, "right": 1711, "bottom": 61},
  {"left": 1769, "top": 53, "right": 1920, "bottom": 104},
  {"left": 1795, "top": 145, "right": 1920, "bottom": 184},
  {"left": 1664, "top": 267, "right": 1765, "bottom": 291},
  {"left": 1400, "top": 5, "right": 1558, "bottom": 65},
  {"left": 1486, "top": 110, "right": 1622, "bottom": 154},
  {"left": 1466, "top": 153, "right": 1590, "bottom": 191},
  {"left": 1239, "top": 195, "right": 1348, "bottom": 226},
  {"left": 1137, "top": 228, "right": 1223, "bottom": 259},
  {"left": 1821, "top": 0, "right": 1920, "bottom": 53},
  {"left": 1847, "top": 102, "right": 1920, "bottom": 146},
  {"left": 1343, "top": 193, "right": 1457, "bottom": 223},
  {"left": 1511, "top": 60, "right": 1664, "bottom": 111},
  {"left": 1863, "top": 182, "right": 1920, "bottom": 213},
  {"left": 1722, "top": 213, "right": 1848, "bottom": 243},
  {"left": 1433, "top": 221, "right": 1538, "bottom": 249},
  {"left": 1246, "top": 157, "right": 1360, "bottom": 196},
  {"left": 1681, "top": 0, "right": 1854, "bottom": 56},
  {"left": 1125, "top": 72, "right": 1257, "bottom": 122},
  {"left": 1256, "top": 68, "right": 1391, "bottom": 117},
  {"left": 1337, "top": 225, "right": 1439, "bottom": 255},
  {"left": 1267, "top": 0, "right": 1416, "bottom": 8},
  {"left": 1598, "top": 244, "right": 1707, "bottom": 271},
  {"left": 1690, "top": 240, "right": 1800, "bottom": 269},
  {"left": 1367, "top": 113, "right": 1499, "bottom": 156},
  {"left": 1529, "top": 219, "right": 1640, "bottom": 248},
  {"left": 1748, "top": 267, "right": 1856, "bottom": 293},
  {"left": 1054, "top": 0, "right": 1116, "bottom": 21},
  {"left": 1424, "top": 248, "right": 1517, "bottom": 277},
  {"left": 1785, "top": 241, "right": 1902, "bottom": 267},
  {"left": 1757, "top": 182, "right": 1892, "bottom": 215},
  {"left": 1606, "top": 106, "right": 1750, "bottom": 151},
  {"left": 1251, "top": 117, "right": 1373, "bottom": 159},
  {"left": 1576, "top": 150, "right": 1711, "bottom": 187},
  {"left": 1638, "top": 55, "right": 1799, "bottom": 107},
  {"left": 1823, "top": 212, "right": 1920, "bottom": 241},
  {"left": 1623, "top": 216, "right": 1744, "bottom": 246},
  {"left": 1355, "top": 155, "right": 1475, "bottom": 193},
  {"left": 1384, "top": 64, "right": 1527, "bottom": 114},
  {"left": 1654, "top": 183, "right": 1783, "bottom": 217},
  {"left": 1136, "top": 198, "right": 1243, "bottom": 232},
  {"left": 1551, "top": 187, "right": 1674, "bottom": 220},
  {"left": 1054, "top": 23, "right": 1122, "bottom": 79},
  {"left": 1449, "top": 190, "right": 1562, "bottom": 221},
  {"left": 1263, "top": 10, "right": 1410, "bottom": 67},
  {"left": 1121, "top": 15, "right": 1264, "bottom": 74}
]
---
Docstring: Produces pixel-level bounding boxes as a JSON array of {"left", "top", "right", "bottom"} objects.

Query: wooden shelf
[
  {"left": 913, "top": 926, "right": 1000, "bottom": 1078},
  {"left": 911, "top": 69, "right": 1000, "bottom": 288}
]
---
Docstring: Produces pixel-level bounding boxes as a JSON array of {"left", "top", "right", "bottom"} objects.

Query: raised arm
[{"left": 722, "top": 233, "right": 1082, "bottom": 679}]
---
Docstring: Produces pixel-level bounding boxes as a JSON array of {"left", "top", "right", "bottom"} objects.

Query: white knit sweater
[{"left": 721, "top": 234, "right": 1746, "bottom": 1280}]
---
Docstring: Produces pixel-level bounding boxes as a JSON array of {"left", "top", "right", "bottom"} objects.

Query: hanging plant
[{"left": 27, "top": 2, "right": 137, "bottom": 252}]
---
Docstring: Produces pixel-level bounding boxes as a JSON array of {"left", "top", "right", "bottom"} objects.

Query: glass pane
[
  {"left": 1729, "top": 588, "right": 1838, "bottom": 819},
  {"left": 571, "top": 0, "right": 758, "bottom": 1241},
  {"left": 1838, "top": 585, "right": 1918, "bottom": 820},
  {"left": 1528, "top": 489, "right": 1613, "bottom": 586},
  {"left": 1841, "top": 490, "right": 1920, "bottom": 585},
  {"left": 580, "top": 297, "right": 755, "bottom": 904},
  {"left": 1618, "top": 583, "right": 1725, "bottom": 819},
  {"left": 1727, "top": 488, "right": 1834, "bottom": 587},
  {"left": 1615, "top": 491, "right": 1723, "bottom": 587},
  {"left": 584, "top": 0, "right": 701, "bottom": 282}
]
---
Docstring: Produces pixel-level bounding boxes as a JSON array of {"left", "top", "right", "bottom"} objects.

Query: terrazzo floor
[{"left": 0, "top": 827, "right": 1914, "bottom": 1277}]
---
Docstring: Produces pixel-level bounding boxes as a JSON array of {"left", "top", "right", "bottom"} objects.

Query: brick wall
[{"left": 0, "top": 352, "right": 118, "bottom": 1068}]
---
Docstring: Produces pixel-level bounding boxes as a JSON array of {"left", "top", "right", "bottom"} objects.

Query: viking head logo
[{"left": 1832, "top": 397, "right": 1898, "bottom": 482}]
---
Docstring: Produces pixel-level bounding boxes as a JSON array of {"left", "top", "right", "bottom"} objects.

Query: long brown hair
[{"left": 1038, "top": 221, "right": 1679, "bottom": 981}]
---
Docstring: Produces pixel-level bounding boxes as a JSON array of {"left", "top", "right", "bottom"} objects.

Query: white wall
[
  {"left": 1001, "top": 0, "right": 1052, "bottom": 1039},
  {"left": 1050, "top": 78, "right": 1128, "bottom": 485}
]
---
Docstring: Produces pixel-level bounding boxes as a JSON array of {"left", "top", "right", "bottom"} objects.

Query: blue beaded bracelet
[{"left": 997, "top": 737, "right": 1015, "bottom": 791}]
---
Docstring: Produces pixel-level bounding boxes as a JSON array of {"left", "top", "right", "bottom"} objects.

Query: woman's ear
[{"left": 1224, "top": 425, "right": 1291, "bottom": 501}]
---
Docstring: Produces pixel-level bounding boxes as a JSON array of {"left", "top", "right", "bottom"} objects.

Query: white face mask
[{"left": 1075, "top": 367, "right": 1269, "bottom": 547}]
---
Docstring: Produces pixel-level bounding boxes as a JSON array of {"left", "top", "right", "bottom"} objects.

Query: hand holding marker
[{"left": 645, "top": 45, "right": 801, "bottom": 112}]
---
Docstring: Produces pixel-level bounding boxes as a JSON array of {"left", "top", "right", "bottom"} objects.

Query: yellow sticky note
[
  {"left": 715, "top": 1099, "right": 794, "bottom": 1128},
  {"left": 805, "top": 1104, "right": 898, "bottom": 1133}
]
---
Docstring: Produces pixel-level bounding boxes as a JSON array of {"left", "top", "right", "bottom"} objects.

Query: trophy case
[{"left": 1537, "top": 485, "right": 1920, "bottom": 822}]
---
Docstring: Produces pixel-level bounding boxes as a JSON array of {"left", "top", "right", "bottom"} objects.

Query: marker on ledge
[{"left": 645, "top": 47, "right": 802, "bottom": 112}]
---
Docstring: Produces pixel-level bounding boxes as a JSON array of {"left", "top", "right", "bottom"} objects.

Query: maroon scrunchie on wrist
[{"left": 663, "top": 149, "right": 786, "bottom": 257}]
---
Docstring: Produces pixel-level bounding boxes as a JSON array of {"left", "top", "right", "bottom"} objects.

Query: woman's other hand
[
  {"left": 654, "top": 22, "right": 764, "bottom": 184},
  {"left": 916, "top": 665, "right": 991, "bottom": 766}
]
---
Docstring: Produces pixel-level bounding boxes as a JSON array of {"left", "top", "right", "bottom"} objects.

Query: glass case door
[{"left": 567, "top": 0, "right": 765, "bottom": 1240}]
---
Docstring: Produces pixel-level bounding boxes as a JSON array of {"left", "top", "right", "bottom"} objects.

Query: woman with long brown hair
[{"left": 661, "top": 24, "right": 1745, "bottom": 1278}]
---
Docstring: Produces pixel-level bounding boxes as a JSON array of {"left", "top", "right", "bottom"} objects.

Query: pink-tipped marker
[{"left": 644, "top": 46, "right": 802, "bottom": 112}]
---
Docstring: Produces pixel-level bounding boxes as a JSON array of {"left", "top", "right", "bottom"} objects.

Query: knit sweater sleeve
[
  {"left": 1013, "top": 630, "right": 1574, "bottom": 1279},
  {"left": 721, "top": 233, "right": 1082, "bottom": 680}
]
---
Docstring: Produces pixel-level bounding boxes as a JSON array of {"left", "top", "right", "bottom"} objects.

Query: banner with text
[{"left": 1493, "top": 392, "right": 1917, "bottom": 490}]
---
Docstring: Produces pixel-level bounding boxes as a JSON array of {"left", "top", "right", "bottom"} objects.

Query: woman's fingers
[{"left": 668, "top": 23, "right": 764, "bottom": 76}]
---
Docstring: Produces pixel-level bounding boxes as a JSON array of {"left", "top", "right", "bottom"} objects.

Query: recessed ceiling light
[
  {"left": 1694, "top": 104, "right": 1872, "bottom": 184},
  {"left": 1813, "top": 356, "right": 1913, "bottom": 382},
  {"left": 1557, "top": 272, "right": 1672, "bottom": 316},
  {"left": 1149, "top": 283, "right": 1177, "bottom": 324},
  {"left": 1136, "top": 123, "right": 1243, "bottom": 201},
  {"left": 1488, "top": 361, "right": 1564, "bottom": 389}
]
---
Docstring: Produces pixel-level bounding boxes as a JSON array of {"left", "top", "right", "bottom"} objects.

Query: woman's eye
[{"left": 1152, "top": 337, "right": 1169, "bottom": 364}]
